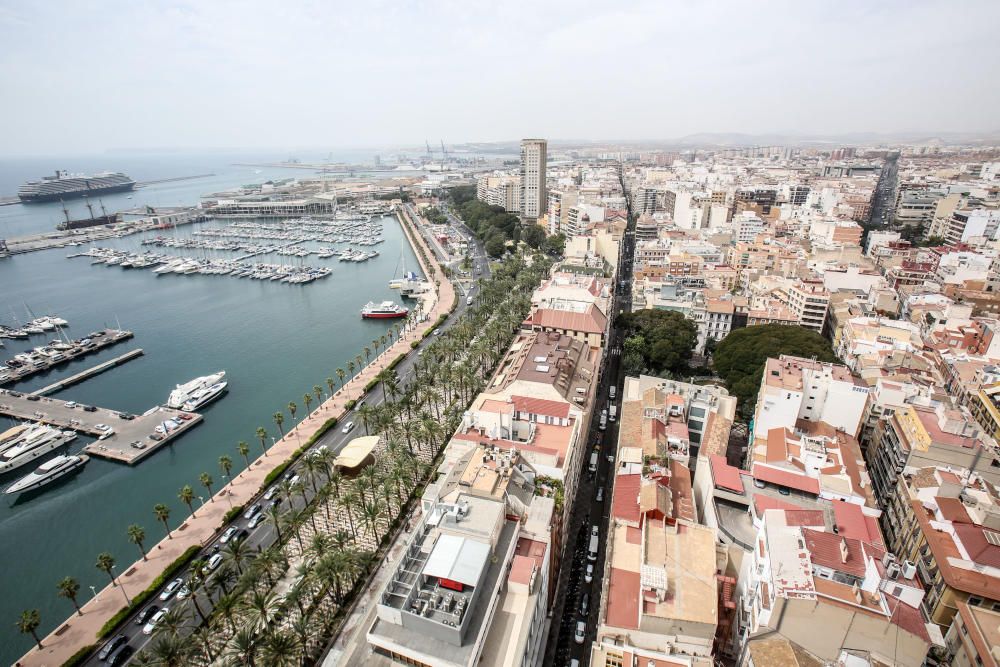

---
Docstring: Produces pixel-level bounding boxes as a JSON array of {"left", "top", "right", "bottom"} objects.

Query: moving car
[
  {"left": 142, "top": 607, "right": 168, "bottom": 635},
  {"left": 159, "top": 578, "right": 183, "bottom": 602}
]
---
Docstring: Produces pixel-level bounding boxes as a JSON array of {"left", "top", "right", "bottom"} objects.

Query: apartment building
[
  {"left": 520, "top": 139, "right": 547, "bottom": 221},
  {"left": 476, "top": 175, "right": 523, "bottom": 213},
  {"left": 737, "top": 508, "right": 933, "bottom": 666},
  {"left": 751, "top": 356, "right": 869, "bottom": 444},
  {"left": 547, "top": 188, "right": 577, "bottom": 235},
  {"left": 943, "top": 600, "right": 1000, "bottom": 667},
  {"left": 866, "top": 403, "right": 1000, "bottom": 513},
  {"left": 879, "top": 466, "right": 1000, "bottom": 628},
  {"left": 836, "top": 316, "right": 923, "bottom": 373}
]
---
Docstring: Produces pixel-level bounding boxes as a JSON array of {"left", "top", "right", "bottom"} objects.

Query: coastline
[{"left": 16, "top": 205, "right": 456, "bottom": 666}]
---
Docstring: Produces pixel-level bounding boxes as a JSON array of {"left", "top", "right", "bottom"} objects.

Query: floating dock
[
  {"left": 30, "top": 349, "right": 144, "bottom": 396},
  {"left": 0, "top": 389, "right": 202, "bottom": 464},
  {"left": 0, "top": 329, "right": 133, "bottom": 386}
]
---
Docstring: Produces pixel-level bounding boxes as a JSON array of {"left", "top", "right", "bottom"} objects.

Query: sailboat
[{"left": 388, "top": 239, "right": 420, "bottom": 291}]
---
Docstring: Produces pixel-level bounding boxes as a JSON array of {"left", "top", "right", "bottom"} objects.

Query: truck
[
  {"left": 599, "top": 409, "right": 607, "bottom": 430},
  {"left": 609, "top": 404, "right": 617, "bottom": 422}
]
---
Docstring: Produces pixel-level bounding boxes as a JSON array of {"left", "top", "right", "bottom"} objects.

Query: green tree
[
  {"left": 617, "top": 309, "right": 698, "bottom": 374},
  {"left": 237, "top": 440, "right": 251, "bottom": 469},
  {"left": 127, "top": 523, "right": 147, "bottom": 561},
  {"left": 540, "top": 232, "right": 566, "bottom": 256},
  {"left": 199, "top": 472, "right": 214, "bottom": 501},
  {"left": 521, "top": 224, "right": 546, "bottom": 249},
  {"left": 485, "top": 235, "right": 506, "bottom": 258},
  {"left": 622, "top": 334, "right": 646, "bottom": 375},
  {"left": 178, "top": 485, "right": 195, "bottom": 517},
  {"left": 288, "top": 401, "right": 297, "bottom": 422},
  {"left": 712, "top": 323, "right": 837, "bottom": 419},
  {"left": 256, "top": 426, "right": 269, "bottom": 456},
  {"left": 57, "top": 576, "right": 82, "bottom": 616},
  {"left": 16, "top": 609, "right": 42, "bottom": 649},
  {"left": 154, "top": 503, "right": 172, "bottom": 538},
  {"left": 273, "top": 411, "right": 285, "bottom": 436},
  {"left": 95, "top": 552, "right": 129, "bottom": 603},
  {"left": 219, "top": 455, "right": 233, "bottom": 481}
]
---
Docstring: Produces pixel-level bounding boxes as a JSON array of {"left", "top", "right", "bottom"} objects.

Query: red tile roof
[
  {"left": 605, "top": 568, "right": 640, "bottom": 630},
  {"left": 935, "top": 496, "right": 972, "bottom": 525},
  {"left": 802, "top": 528, "right": 868, "bottom": 578},
  {"left": 832, "top": 501, "right": 884, "bottom": 547},
  {"left": 510, "top": 395, "right": 570, "bottom": 419},
  {"left": 710, "top": 455, "right": 744, "bottom": 493},
  {"left": 752, "top": 464, "right": 820, "bottom": 495},
  {"left": 783, "top": 510, "right": 826, "bottom": 527},
  {"left": 953, "top": 523, "right": 1000, "bottom": 569},
  {"left": 529, "top": 305, "right": 607, "bottom": 335},
  {"left": 612, "top": 474, "right": 642, "bottom": 524}
]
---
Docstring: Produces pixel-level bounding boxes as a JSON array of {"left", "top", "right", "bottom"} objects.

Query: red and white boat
[{"left": 361, "top": 301, "right": 409, "bottom": 319}]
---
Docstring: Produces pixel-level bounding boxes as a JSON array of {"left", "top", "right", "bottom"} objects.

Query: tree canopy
[
  {"left": 712, "top": 324, "right": 838, "bottom": 419},
  {"left": 521, "top": 224, "right": 546, "bottom": 249},
  {"left": 617, "top": 309, "right": 698, "bottom": 375}
]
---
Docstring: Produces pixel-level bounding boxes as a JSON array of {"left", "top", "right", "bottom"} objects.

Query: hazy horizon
[{"left": 2, "top": 0, "right": 999, "bottom": 156}]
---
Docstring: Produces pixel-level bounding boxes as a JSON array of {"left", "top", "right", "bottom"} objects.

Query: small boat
[
  {"left": 181, "top": 381, "right": 228, "bottom": 412},
  {"left": 4, "top": 454, "right": 89, "bottom": 495},
  {"left": 360, "top": 301, "right": 408, "bottom": 319}
]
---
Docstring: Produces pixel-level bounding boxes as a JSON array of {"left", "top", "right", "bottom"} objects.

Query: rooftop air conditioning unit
[
  {"left": 886, "top": 563, "right": 900, "bottom": 580},
  {"left": 902, "top": 561, "right": 916, "bottom": 579}
]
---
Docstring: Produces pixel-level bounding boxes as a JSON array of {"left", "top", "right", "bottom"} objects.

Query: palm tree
[
  {"left": 153, "top": 605, "right": 190, "bottom": 638},
  {"left": 256, "top": 426, "right": 269, "bottom": 456},
  {"left": 127, "top": 524, "right": 147, "bottom": 561},
  {"left": 225, "top": 625, "right": 258, "bottom": 666},
  {"left": 336, "top": 368, "right": 346, "bottom": 389},
  {"left": 96, "top": 552, "right": 130, "bottom": 604},
  {"left": 260, "top": 628, "right": 300, "bottom": 666},
  {"left": 355, "top": 354, "right": 363, "bottom": 372},
  {"left": 144, "top": 633, "right": 189, "bottom": 666},
  {"left": 273, "top": 411, "right": 285, "bottom": 436},
  {"left": 314, "top": 384, "right": 324, "bottom": 404},
  {"left": 199, "top": 473, "right": 214, "bottom": 501},
  {"left": 347, "top": 360, "right": 355, "bottom": 378},
  {"left": 214, "top": 592, "right": 241, "bottom": 634},
  {"left": 265, "top": 505, "right": 284, "bottom": 543},
  {"left": 219, "top": 455, "right": 233, "bottom": 481},
  {"left": 237, "top": 440, "right": 251, "bottom": 469},
  {"left": 357, "top": 403, "right": 374, "bottom": 435},
  {"left": 57, "top": 576, "right": 82, "bottom": 616},
  {"left": 361, "top": 498, "right": 386, "bottom": 543},
  {"left": 303, "top": 392, "right": 312, "bottom": 415},
  {"left": 154, "top": 503, "right": 172, "bottom": 538},
  {"left": 326, "top": 377, "right": 335, "bottom": 399},
  {"left": 338, "top": 489, "right": 359, "bottom": 540},
  {"left": 288, "top": 401, "right": 297, "bottom": 423},
  {"left": 222, "top": 538, "right": 251, "bottom": 575},
  {"left": 178, "top": 485, "right": 195, "bottom": 517},
  {"left": 242, "top": 589, "right": 281, "bottom": 634},
  {"left": 16, "top": 609, "right": 42, "bottom": 649}
]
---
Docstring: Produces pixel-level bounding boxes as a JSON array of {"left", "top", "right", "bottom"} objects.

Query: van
[
  {"left": 342, "top": 421, "right": 356, "bottom": 435},
  {"left": 609, "top": 386, "right": 616, "bottom": 400},
  {"left": 587, "top": 534, "right": 599, "bottom": 562},
  {"left": 599, "top": 410, "right": 607, "bottom": 431},
  {"left": 588, "top": 451, "right": 598, "bottom": 474},
  {"left": 609, "top": 405, "right": 617, "bottom": 422}
]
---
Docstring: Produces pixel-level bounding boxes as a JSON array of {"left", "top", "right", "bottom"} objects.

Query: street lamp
[
  {"left": 89, "top": 585, "right": 97, "bottom": 600},
  {"left": 197, "top": 496, "right": 205, "bottom": 508}
]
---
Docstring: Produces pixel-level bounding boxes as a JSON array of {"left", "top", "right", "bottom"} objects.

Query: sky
[{"left": 1, "top": 0, "right": 998, "bottom": 155}]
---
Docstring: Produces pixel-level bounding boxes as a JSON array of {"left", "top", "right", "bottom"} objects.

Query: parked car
[
  {"left": 220, "top": 527, "right": 238, "bottom": 544},
  {"left": 244, "top": 503, "right": 262, "bottom": 520},
  {"left": 574, "top": 621, "right": 586, "bottom": 644},
  {"left": 584, "top": 563, "right": 594, "bottom": 583}
]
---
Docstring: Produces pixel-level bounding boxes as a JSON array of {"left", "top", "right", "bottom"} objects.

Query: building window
[{"left": 968, "top": 596, "right": 983, "bottom": 607}]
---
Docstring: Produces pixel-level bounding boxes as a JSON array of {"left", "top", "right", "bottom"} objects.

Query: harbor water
[{"left": 0, "top": 153, "right": 421, "bottom": 662}]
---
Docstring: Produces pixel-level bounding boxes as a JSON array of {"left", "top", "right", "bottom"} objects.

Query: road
[
  {"left": 85, "top": 212, "right": 490, "bottom": 664},
  {"left": 546, "top": 219, "right": 636, "bottom": 666},
  {"left": 868, "top": 152, "right": 899, "bottom": 227}
]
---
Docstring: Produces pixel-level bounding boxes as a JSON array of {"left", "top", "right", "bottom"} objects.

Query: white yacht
[
  {"left": 167, "top": 371, "right": 226, "bottom": 409},
  {"left": 0, "top": 424, "right": 30, "bottom": 447},
  {"left": 181, "top": 381, "right": 228, "bottom": 412},
  {"left": 4, "top": 454, "right": 89, "bottom": 495},
  {"left": 0, "top": 426, "right": 77, "bottom": 475}
]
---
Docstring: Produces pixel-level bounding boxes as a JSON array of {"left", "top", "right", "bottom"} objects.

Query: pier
[
  {"left": 0, "top": 329, "right": 133, "bottom": 386},
  {"left": 0, "top": 389, "right": 203, "bottom": 464},
  {"left": 135, "top": 173, "right": 215, "bottom": 188},
  {"left": 30, "top": 349, "right": 144, "bottom": 396}
]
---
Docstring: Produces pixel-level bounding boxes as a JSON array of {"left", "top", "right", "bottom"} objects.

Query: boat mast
[
  {"left": 60, "top": 199, "right": 71, "bottom": 226},
  {"left": 84, "top": 196, "right": 95, "bottom": 220}
]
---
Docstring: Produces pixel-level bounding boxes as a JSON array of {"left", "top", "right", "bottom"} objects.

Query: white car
[
  {"left": 204, "top": 553, "right": 223, "bottom": 574},
  {"left": 574, "top": 621, "right": 586, "bottom": 644},
  {"left": 142, "top": 607, "right": 168, "bottom": 635},
  {"left": 64, "top": 401, "right": 77, "bottom": 408},
  {"left": 219, "top": 527, "right": 238, "bottom": 544},
  {"left": 159, "top": 578, "right": 183, "bottom": 602},
  {"left": 341, "top": 421, "right": 356, "bottom": 435},
  {"left": 584, "top": 564, "right": 594, "bottom": 584},
  {"left": 95, "top": 423, "right": 111, "bottom": 431},
  {"left": 248, "top": 513, "right": 265, "bottom": 529}
]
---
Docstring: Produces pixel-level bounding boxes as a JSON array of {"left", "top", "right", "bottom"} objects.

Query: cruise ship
[
  {"left": 167, "top": 371, "right": 226, "bottom": 409},
  {"left": 361, "top": 301, "right": 408, "bottom": 319},
  {"left": 181, "top": 381, "right": 228, "bottom": 412},
  {"left": 0, "top": 425, "right": 77, "bottom": 475},
  {"left": 4, "top": 454, "right": 89, "bottom": 495},
  {"left": 18, "top": 171, "right": 136, "bottom": 203}
]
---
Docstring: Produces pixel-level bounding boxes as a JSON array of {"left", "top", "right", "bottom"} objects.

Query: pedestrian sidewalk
[{"left": 17, "top": 206, "right": 456, "bottom": 667}]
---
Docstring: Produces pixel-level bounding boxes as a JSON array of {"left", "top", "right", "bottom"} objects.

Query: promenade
[{"left": 17, "top": 206, "right": 455, "bottom": 667}]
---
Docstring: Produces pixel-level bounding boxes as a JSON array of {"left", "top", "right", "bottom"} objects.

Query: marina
[
  {"left": 29, "top": 349, "right": 145, "bottom": 397},
  {"left": 0, "top": 329, "right": 134, "bottom": 386},
  {"left": 0, "top": 388, "right": 203, "bottom": 464}
]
